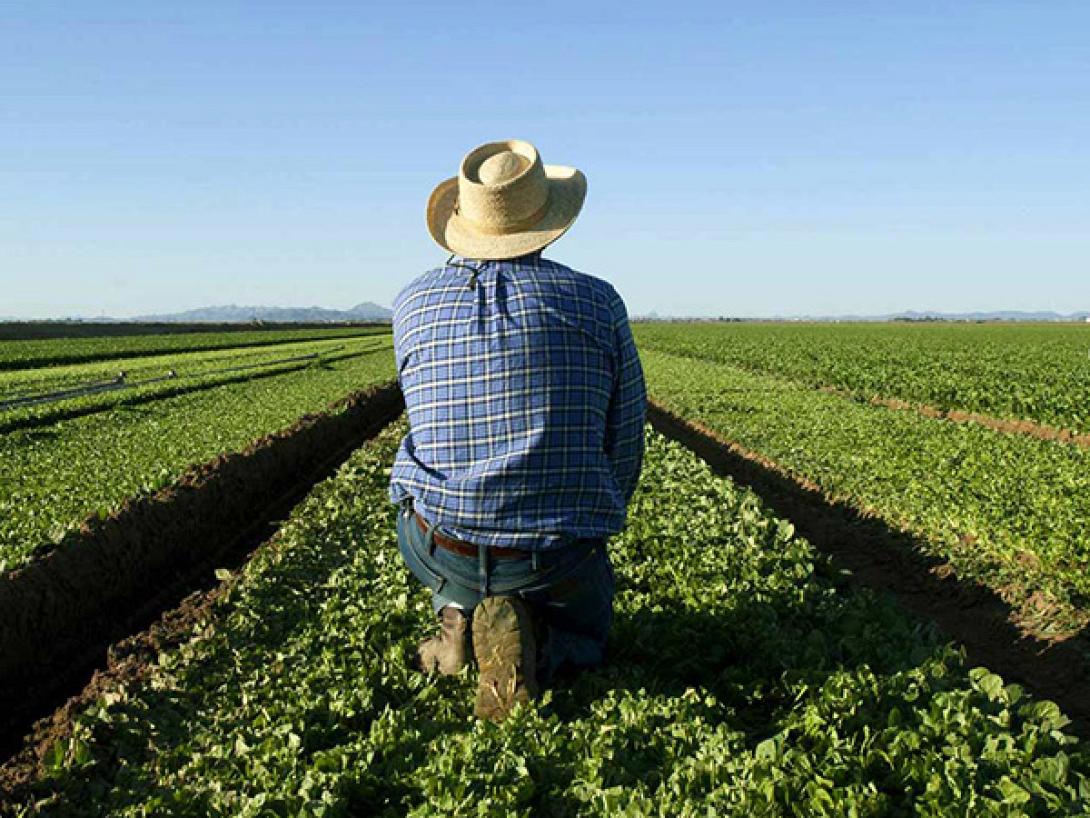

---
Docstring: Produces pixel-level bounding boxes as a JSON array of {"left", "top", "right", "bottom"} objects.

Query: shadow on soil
[{"left": 645, "top": 400, "right": 1090, "bottom": 740}]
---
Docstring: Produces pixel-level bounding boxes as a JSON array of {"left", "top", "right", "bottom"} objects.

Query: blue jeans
[{"left": 396, "top": 503, "right": 615, "bottom": 682}]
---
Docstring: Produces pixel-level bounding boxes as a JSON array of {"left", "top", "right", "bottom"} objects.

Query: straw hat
[{"left": 426, "top": 139, "right": 587, "bottom": 260}]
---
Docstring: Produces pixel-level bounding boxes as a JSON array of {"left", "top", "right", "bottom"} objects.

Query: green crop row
[
  {"left": 641, "top": 349, "right": 1090, "bottom": 638},
  {"left": 0, "top": 336, "right": 392, "bottom": 433},
  {"left": 0, "top": 351, "right": 395, "bottom": 572},
  {"left": 0, "top": 334, "right": 390, "bottom": 395},
  {"left": 13, "top": 422, "right": 1089, "bottom": 816},
  {"left": 635, "top": 322, "right": 1090, "bottom": 435},
  {"left": 0, "top": 326, "right": 390, "bottom": 372}
]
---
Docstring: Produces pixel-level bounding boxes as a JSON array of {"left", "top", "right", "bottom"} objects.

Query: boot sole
[{"left": 472, "top": 596, "right": 539, "bottom": 721}]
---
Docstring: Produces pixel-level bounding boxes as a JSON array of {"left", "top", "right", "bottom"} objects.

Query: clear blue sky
[{"left": 2, "top": 1, "right": 1088, "bottom": 319}]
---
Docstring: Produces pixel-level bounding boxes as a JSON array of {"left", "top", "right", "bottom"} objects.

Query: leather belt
[{"left": 415, "top": 513, "right": 528, "bottom": 560}]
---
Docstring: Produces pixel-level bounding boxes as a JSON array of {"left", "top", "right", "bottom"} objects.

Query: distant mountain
[
  {"left": 888, "top": 310, "right": 1090, "bottom": 322},
  {"left": 132, "top": 302, "right": 392, "bottom": 323}
]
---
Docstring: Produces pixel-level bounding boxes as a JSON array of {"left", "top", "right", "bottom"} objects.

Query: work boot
[
  {"left": 472, "top": 596, "right": 540, "bottom": 721},
  {"left": 414, "top": 606, "right": 470, "bottom": 675}
]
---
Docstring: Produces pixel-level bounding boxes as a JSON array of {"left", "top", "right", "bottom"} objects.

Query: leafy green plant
[{"left": 16, "top": 424, "right": 1089, "bottom": 816}]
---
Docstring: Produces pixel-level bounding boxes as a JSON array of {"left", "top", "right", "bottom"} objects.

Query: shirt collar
[{"left": 451, "top": 250, "right": 543, "bottom": 266}]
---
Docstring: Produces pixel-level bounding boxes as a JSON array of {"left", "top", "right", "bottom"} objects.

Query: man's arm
[{"left": 604, "top": 295, "right": 647, "bottom": 503}]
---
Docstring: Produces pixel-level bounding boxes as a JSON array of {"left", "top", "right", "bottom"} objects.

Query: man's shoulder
[
  {"left": 393, "top": 266, "right": 462, "bottom": 312},
  {"left": 528, "top": 257, "right": 624, "bottom": 312},
  {"left": 532, "top": 257, "right": 610, "bottom": 286}
]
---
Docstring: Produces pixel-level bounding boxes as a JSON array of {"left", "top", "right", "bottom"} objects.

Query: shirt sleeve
[{"left": 604, "top": 293, "right": 647, "bottom": 504}]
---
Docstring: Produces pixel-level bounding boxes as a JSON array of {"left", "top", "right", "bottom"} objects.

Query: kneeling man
[{"left": 390, "top": 139, "right": 646, "bottom": 720}]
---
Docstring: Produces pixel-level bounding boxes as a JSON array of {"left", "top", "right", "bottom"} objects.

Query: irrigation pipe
[{"left": 0, "top": 343, "right": 359, "bottom": 412}]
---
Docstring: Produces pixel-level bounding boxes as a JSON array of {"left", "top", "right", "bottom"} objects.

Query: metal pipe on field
[{"left": 0, "top": 342, "right": 358, "bottom": 412}]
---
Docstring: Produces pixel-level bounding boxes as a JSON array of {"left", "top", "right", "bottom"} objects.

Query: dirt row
[
  {"left": 812, "top": 385, "right": 1090, "bottom": 449},
  {"left": 0, "top": 577, "right": 233, "bottom": 799},
  {"left": 647, "top": 400, "right": 1090, "bottom": 739},
  {"left": 0, "top": 381, "right": 404, "bottom": 765}
]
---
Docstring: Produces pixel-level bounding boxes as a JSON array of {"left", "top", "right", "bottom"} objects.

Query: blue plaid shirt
[{"left": 389, "top": 252, "right": 646, "bottom": 551}]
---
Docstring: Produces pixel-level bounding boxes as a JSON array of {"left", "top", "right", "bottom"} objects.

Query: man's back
[
  {"left": 395, "top": 138, "right": 643, "bottom": 719},
  {"left": 389, "top": 252, "right": 645, "bottom": 550}
]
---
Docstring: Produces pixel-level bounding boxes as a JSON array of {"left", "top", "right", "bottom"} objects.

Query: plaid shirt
[{"left": 389, "top": 252, "right": 646, "bottom": 551}]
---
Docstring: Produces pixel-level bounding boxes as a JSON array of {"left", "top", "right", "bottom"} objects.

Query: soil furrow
[
  {"left": 0, "top": 381, "right": 404, "bottom": 765},
  {"left": 647, "top": 399, "right": 1090, "bottom": 739}
]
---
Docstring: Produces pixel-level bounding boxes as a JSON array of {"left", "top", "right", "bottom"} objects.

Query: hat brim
[{"left": 426, "top": 165, "right": 587, "bottom": 261}]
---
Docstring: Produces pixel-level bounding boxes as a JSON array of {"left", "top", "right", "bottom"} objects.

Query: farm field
[
  {"left": 0, "top": 335, "right": 392, "bottom": 433},
  {"left": 0, "top": 330, "right": 395, "bottom": 572},
  {"left": 0, "top": 325, "right": 389, "bottom": 372},
  {"left": 3, "top": 320, "right": 1089, "bottom": 814},
  {"left": 636, "top": 322, "right": 1090, "bottom": 436},
  {"left": 0, "top": 334, "right": 388, "bottom": 396},
  {"left": 637, "top": 329, "right": 1090, "bottom": 642},
  {"left": 7, "top": 422, "right": 1090, "bottom": 816}
]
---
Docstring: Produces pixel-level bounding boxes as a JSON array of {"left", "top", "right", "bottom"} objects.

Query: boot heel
[{"left": 472, "top": 596, "right": 539, "bottom": 721}]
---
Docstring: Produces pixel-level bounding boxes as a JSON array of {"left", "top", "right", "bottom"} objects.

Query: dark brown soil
[
  {"left": 0, "top": 381, "right": 404, "bottom": 769},
  {"left": 648, "top": 400, "right": 1090, "bottom": 739},
  {"left": 0, "top": 585, "right": 224, "bottom": 799}
]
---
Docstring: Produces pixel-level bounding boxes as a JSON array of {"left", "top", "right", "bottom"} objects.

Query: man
[{"left": 390, "top": 139, "right": 646, "bottom": 721}]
